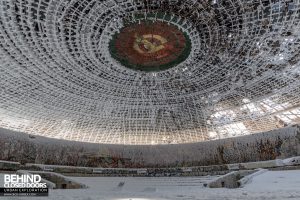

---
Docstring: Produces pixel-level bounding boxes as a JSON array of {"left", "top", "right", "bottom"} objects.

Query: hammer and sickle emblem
[{"left": 134, "top": 34, "right": 168, "bottom": 54}]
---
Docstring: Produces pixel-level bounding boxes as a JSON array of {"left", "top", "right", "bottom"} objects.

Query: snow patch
[
  {"left": 283, "top": 156, "right": 300, "bottom": 166},
  {"left": 238, "top": 168, "right": 268, "bottom": 187}
]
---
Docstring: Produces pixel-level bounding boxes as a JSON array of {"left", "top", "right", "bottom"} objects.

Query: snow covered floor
[{"left": 1, "top": 170, "right": 300, "bottom": 200}]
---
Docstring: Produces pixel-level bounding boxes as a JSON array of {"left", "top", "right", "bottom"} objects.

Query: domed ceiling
[{"left": 1, "top": 0, "right": 300, "bottom": 145}]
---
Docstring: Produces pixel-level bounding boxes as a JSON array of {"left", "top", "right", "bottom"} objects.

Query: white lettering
[
  {"left": 11, "top": 175, "right": 17, "bottom": 183},
  {"left": 34, "top": 175, "right": 41, "bottom": 183},
  {"left": 4, "top": 175, "right": 10, "bottom": 183},
  {"left": 27, "top": 175, "right": 33, "bottom": 183},
  {"left": 3, "top": 174, "right": 44, "bottom": 188}
]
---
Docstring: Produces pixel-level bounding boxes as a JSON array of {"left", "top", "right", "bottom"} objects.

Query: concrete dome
[{"left": 0, "top": 0, "right": 300, "bottom": 144}]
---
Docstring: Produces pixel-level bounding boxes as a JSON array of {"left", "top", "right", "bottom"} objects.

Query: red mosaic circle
[{"left": 109, "top": 21, "right": 191, "bottom": 72}]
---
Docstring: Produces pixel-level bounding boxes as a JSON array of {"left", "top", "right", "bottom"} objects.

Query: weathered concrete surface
[
  {"left": 208, "top": 170, "right": 256, "bottom": 188},
  {"left": 0, "top": 125, "right": 299, "bottom": 168},
  {"left": 17, "top": 170, "right": 87, "bottom": 189},
  {"left": 0, "top": 160, "right": 20, "bottom": 171},
  {"left": 239, "top": 160, "right": 284, "bottom": 170}
]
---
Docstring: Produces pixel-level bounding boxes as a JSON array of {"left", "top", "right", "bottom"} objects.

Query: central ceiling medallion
[
  {"left": 109, "top": 20, "right": 191, "bottom": 72},
  {"left": 134, "top": 34, "right": 167, "bottom": 54}
]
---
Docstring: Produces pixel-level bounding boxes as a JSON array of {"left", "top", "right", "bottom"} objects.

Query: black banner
[{"left": 0, "top": 188, "right": 48, "bottom": 197}]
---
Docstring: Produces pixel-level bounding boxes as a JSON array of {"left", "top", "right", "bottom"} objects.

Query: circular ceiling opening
[{"left": 109, "top": 20, "right": 191, "bottom": 72}]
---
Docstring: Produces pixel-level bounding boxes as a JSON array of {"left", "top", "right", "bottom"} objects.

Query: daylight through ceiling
[{"left": 1, "top": 0, "right": 300, "bottom": 144}]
